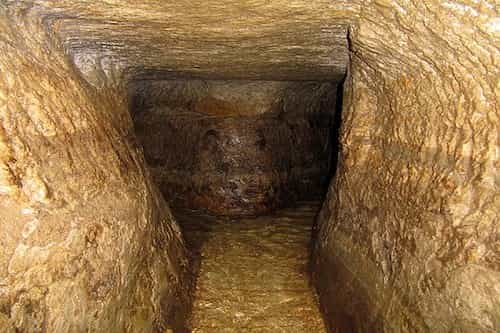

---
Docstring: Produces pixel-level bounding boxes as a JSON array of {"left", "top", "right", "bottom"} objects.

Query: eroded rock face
[
  {"left": 0, "top": 9, "right": 189, "bottom": 333},
  {"left": 313, "top": 2, "right": 499, "bottom": 333},
  {"left": 23, "top": 0, "right": 349, "bottom": 83},
  {"left": 1, "top": 1, "right": 498, "bottom": 332},
  {"left": 131, "top": 80, "right": 336, "bottom": 216}
]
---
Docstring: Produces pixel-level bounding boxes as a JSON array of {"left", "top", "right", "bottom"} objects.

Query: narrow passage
[{"left": 174, "top": 201, "right": 326, "bottom": 332}]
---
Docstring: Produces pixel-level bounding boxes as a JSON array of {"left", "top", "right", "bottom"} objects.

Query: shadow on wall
[
  {"left": 324, "top": 78, "right": 345, "bottom": 189},
  {"left": 128, "top": 80, "right": 341, "bottom": 217}
]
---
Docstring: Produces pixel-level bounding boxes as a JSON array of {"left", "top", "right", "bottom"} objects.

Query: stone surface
[
  {"left": 131, "top": 80, "right": 336, "bottom": 216},
  {"left": 1, "top": 0, "right": 498, "bottom": 332},
  {"left": 17, "top": 0, "right": 349, "bottom": 83},
  {"left": 175, "top": 202, "right": 326, "bottom": 332},
  {"left": 312, "top": 1, "right": 500, "bottom": 333},
  {"left": 0, "top": 8, "right": 189, "bottom": 333}
]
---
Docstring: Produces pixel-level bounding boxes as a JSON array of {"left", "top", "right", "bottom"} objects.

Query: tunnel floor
[{"left": 173, "top": 201, "right": 326, "bottom": 332}]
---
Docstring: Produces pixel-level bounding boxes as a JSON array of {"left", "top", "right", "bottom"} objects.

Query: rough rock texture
[
  {"left": 131, "top": 80, "right": 336, "bottom": 216},
  {"left": 1, "top": 1, "right": 499, "bottom": 332},
  {"left": 0, "top": 8, "right": 189, "bottom": 333},
  {"left": 175, "top": 202, "right": 326, "bottom": 332},
  {"left": 312, "top": 2, "right": 500, "bottom": 333},
  {"left": 24, "top": 0, "right": 349, "bottom": 83}
]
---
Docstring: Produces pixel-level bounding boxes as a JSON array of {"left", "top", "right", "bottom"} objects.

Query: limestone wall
[
  {"left": 0, "top": 1, "right": 498, "bottom": 332},
  {"left": 0, "top": 9, "right": 189, "bottom": 332},
  {"left": 313, "top": 1, "right": 499, "bottom": 332}
]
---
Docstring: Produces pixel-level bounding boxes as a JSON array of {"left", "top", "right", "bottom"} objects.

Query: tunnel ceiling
[{"left": 22, "top": 0, "right": 349, "bottom": 82}]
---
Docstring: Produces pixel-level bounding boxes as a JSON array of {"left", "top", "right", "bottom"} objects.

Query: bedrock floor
[{"left": 173, "top": 201, "right": 326, "bottom": 332}]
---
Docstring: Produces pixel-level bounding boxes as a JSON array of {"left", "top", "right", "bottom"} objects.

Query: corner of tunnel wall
[
  {"left": 314, "top": 1, "right": 499, "bottom": 332},
  {"left": 0, "top": 7, "right": 188, "bottom": 333}
]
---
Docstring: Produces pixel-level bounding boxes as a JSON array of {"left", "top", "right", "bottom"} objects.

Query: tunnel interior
[
  {"left": 127, "top": 78, "right": 344, "bottom": 330},
  {"left": 128, "top": 79, "right": 342, "bottom": 217},
  {"left": 1, "top": 2, "right": 498, "bottom": 333}
]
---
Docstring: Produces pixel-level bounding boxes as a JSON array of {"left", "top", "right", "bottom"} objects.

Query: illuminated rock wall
[
  {"left": 313, "top": 2, "right": 499, "bottom": 332},
  {"left": 1, "top": 1, "right": 498, "bottom": 332},
  {"left": 0, "top": 10, "right": 189, "bottom": 332}
]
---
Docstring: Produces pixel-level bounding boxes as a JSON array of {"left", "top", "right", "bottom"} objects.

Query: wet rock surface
[
  {"left": 1, "top": 1, "right": 498, "bottom": 332},
  {"left": 175, "top": 202, "right": 326, "bottom": 332},
  {"left": 138, "top": 115, "right": 330, "bottom": 216},
  {"left": 132, "top": 80, "right": 335, "bottom": 216}
]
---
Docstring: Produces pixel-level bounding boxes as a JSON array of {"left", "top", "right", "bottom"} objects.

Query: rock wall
[
  {"left": 0, "top": 1, "right": 498, "bottom": 332},
  {"left": 313, "top": 1, "right": 499, "bottom": 332},
  {"left": 31, "top": 1, "right": 349, "bottom": 82},
  {"left": 0, "top": 8, "right": 189, "bottom": 333},
  {"left": 131, "top": 80, "right": 336, "bottom": 216}
]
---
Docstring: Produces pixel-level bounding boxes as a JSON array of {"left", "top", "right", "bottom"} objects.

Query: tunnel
[
  {"left": 129, "top": 80, "right": 339, "bottom": 217},
  {"left": 128, "top": 79, "right": 340, "bottom": 331},
  {"left": 0, "top": 1, "right": 498, "bottom": 333}
]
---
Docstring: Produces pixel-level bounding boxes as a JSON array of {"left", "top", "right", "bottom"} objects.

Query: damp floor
[{"left": 173, "top": 201, "right": 326, "bottom": 332}]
